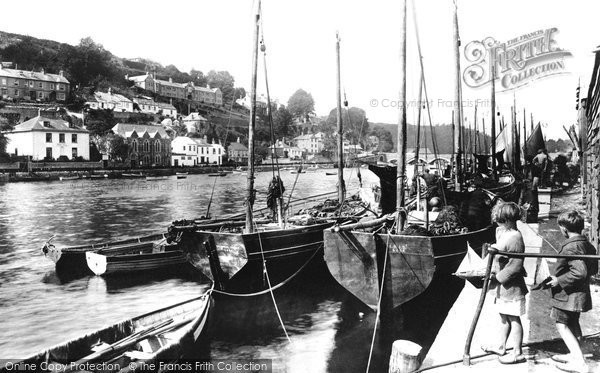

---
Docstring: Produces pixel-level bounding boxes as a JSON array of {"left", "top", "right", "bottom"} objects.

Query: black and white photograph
[{"left": 1, "top": 0, "right": 600, "bottom": 372}]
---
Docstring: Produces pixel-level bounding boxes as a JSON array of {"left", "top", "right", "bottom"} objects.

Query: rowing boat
[
  {"left": 86, "top": 244, "right": 189, "bottom": 276},
  {"left": 42, "top": 233, "right": 170, "bottom": 277},
  {"left": 1, "top": 290, "right": 213, "bottom": 371},
  {"left": 146, "top": 176, "right": 169, "bottom": 181}
]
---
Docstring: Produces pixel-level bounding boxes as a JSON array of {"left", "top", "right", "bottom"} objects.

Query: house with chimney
[
  {"left": 2, "top": 116, "right": 89, "bottom": 160},
  {"left": 86, "top": 89, "right": 134, "bottom": 112},
  {"left": 133, "top": 97, "right": 178, "bottom": 117},
  {"left": 227, "top": 137, "right": 249, "bottom": 164},
  {"left": 0, "top": 67, "right": 69, "bottom": 101},
  {"left": 128, "top": 73, "right": 222, "bottom": 106}
]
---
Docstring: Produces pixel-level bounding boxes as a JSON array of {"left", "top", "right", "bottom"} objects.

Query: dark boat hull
[
  {"left": 323, "top": 225, "right": 495, "bottom": 310},
  {"left": 86, "top": 250, "right": 189, "bottom": 276},
  {"left": 1, "top": 293, "right": 212, "bottom": 372},
  {"left": 44, "top": 233, "right": 168, "bottom": 276},
  {"left": 178, "top": 222, "right": 333, "bottom": 291}
]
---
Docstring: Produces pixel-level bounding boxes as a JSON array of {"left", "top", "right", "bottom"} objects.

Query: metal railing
[{"left": 463, "top": 247, "right": 600, "bottom": 366}]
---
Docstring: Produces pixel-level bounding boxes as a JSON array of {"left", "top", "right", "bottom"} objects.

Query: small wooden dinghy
[
  {"left": 176, "top": 172, "right": 188, "bottom": 179},
  {"left": 42, "top": 233, "right": 169, "bottom": 276},
  {"left": 86, "top": 245, "right": 189, "bottom": 276},
  {"left": 122, "top": 173, "right": 146, "bottom": 178},
  {"left": 3, "top": 290, "right": 213, "bottom": 371},
  {"left": 146, "top": 175, "right": 169, "bottom": 181},
  {"left": 59, "top": 175, "right": 80, "bottom": 181},
  {"left": 207, "top": 172, "right": 226, "bottom": 177}
]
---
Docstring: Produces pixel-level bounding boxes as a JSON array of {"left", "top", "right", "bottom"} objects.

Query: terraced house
[
  {"left": 111, "top": 123, "right": 171, "bottom": 167},
  {"left": 0, "top": 66, "right": 69, "bottom": 101},
  {"left": 128, "top": 74, "right": 223, "bottom": 106}
]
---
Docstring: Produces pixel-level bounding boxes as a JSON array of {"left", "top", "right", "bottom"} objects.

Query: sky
[{"left": 1, "top": 0, "right": 598, "bottom": 140}]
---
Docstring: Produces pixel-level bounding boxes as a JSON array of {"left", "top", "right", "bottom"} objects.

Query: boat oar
[{"left": 62, "top": 319, "right": 175, "bottom": 372}]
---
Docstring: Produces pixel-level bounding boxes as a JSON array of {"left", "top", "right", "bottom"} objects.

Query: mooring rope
[
  {"left": 365, "top": 225, "right": 394, "bottom": 373},
  {"left": 211, "top": 242, "right": 323, "bottom": 298}
]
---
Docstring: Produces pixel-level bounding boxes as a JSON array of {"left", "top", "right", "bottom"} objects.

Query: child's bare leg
[
  {"left": 508, "top": 316, "right": 523, "bottom": 355},
  {"left": 498, "top": 313, "right": 511, "bottom": 351},
  {"left": 570, "top": 319, "right": 583, "bottom": 342},
  {"left": 556, "top": 323, "right": 585, "bottom": 363}
]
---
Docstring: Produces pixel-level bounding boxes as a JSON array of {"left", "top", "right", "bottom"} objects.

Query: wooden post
[
  {"left": 396, "top": 0, "right": 407, "bottom": 230},
  {"left": 463, "top": 249, "right": 497, "bottom": 365},
  {"left": 491, "top": 66, "right": 497, "bottom": 180},
  {"left": 389, "top": 340, "right": 423, "bottom": 373},
  {"left": 245, "top": 0, "right": 261, "bottom": 233},
  {"left": 413, "top": 70, "right": 423, "bottom": 180}
]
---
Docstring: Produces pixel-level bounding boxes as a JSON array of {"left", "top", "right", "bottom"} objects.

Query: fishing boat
[
  {"left": 90, "top": 173, "right": 108, "bottom": 179},
  {"left": 169, "top": 9, "right": 367, "bottom": 293},
  {"left": 290, "top": 168, "right": 306, "bottom": 174},
  {"left": 59, "top": 175, "right": 80, "bottom": 181},
  {"left": 176, "top": 172, "right": 188, "bottom": 179},
  {"left": 122, "top": 172, "right": 146, "bottom": 178},
  {"left": 325, "top": 172, "right": 337, "bottom": 176},
  {"left": 323, "top": 0, "right": 496, "bottom": 312},
  {"left": 42, "top": 233, "right": 170, "bottom": 276},
  {"left": 4, "top": 290, "right": 212, "bottom": 371},
  {"left": 207, "top": 172, "right": 226, "bottom": 177},
  {"left": 86, "top": 244, "right": 189, "bottom": 276},
  {"left": 146, "top": 175, "right": 169, "bottom": 181}
]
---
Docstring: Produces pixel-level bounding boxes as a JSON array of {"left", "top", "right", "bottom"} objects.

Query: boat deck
[{"left": 420, "top": 220, "right": 600, "bottom": 372}]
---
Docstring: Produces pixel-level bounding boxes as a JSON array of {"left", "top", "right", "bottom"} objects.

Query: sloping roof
[
  {"left": 92, "top": 91, "right": 132, "bottom": 104},
  {"left": 9, "top": 116, "right": 88, "bottom": 133},
  {"left": 294, "top": 132, "right": 324, "bottom": 141},
  {"left": 128, "top": 74, "right": 150, "bottom": 83},
  {"left": 0, "top": 68, "right": 69, "bottom": 84},
  {"left": 133, "top": 97, "right": 157, "bottom": 106},
  {"left": 155, "top": 79, "right": 185, "bottom": 88},
  {"left": 183, "top": 113, "right": 207, "bottom": 121},
  {"left": 158, "top": 102, "right": 176, "bottom": 110},
  {"left": 112, "top": 123, "right": 168, "bottom": 138},
  {"left": 228, "top": 141, "right": 248, "bottom": 151}
]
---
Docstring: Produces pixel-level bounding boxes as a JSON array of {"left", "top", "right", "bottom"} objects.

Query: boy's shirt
[{"left": 551, "top": 234, "right": 596, "bottom": 312}]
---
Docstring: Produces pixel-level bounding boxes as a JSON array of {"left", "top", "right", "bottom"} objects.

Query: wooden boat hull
[
  {"left": 42, "top": 233, "right": 168, "bottom": 276},
  {"left": 2, "top": 293, "right": 212, "bottom": 371},
  {"left": 323, "top": 225, "right": 495, "bottom": 310},
  {"left": 86, "top": 250, "right": 189, "bottom": 276},
  {"left": 178, "top": 222, "right": 333, "bottom": 291}
]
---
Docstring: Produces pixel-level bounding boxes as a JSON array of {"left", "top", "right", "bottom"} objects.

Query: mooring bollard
[{"left": 389, "top": 340, "right": 422, "bottom": 373}]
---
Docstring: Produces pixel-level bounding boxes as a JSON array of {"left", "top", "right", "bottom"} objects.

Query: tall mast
[
  {"left": 336, "top": 33, "right": 345, "bottom": 204},
  {"left": 522, "top": 108, "right": 527, "bottom": 163},
  {"left": 245, "top": 0, "right": 261, "bottom": 233},
  {"left": 482, "top": 118, "right": 487, "bottom": 155},
  {"left": 474, "top": 103, "right": 478, "bottom": 153},
  {"left": 414, "top": 70, "right": 424, "bottom": 180},
  {"left": 397, "top": 0, "right": 407, "bottom": 229},
  {"left": 490, "top": 65, "right": 497, "bottom": 180},
  {"left": 452, "top": 0, "right": 462, "bottom": 191}
]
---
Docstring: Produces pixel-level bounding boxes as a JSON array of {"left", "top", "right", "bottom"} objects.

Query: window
[
  {"left": 155, "top": 141, "right": 161, "bottom": 152},
  {"left": 29, "top": 81, "right": 34, "bottom": 88},
  {"left": 183, "top": 146, "right": 186, "bottom": 151},
  {"left": 46, "top": 147, "right": 52, "bottom": 159},
  {"left": 155, "top": 155, "right": 161, "bottom": 164},
  {"left": 46, "top": 133, "right": 52, "bottom": 142},
  {"left": 1, "top": 78, "right": 5, "bottom": 85},
  {"left": 72, "top": 134, "right": 77, "bottom": 143},
  {"left": 14, "top": 89, "right": 19, "bottom": 96},
  {"left": 13, "top": 80, "right": 19, "bottom": 86},
  {"left": 72, "top": 148, "right": 78, "bottom": 158},
  {"left": 50, "top": 83, "right": 55, "bottom": 90},
  {"left": 59, "top": 84, "right": 65, "bottom": 91},
  {"left": 58, "top": 93, "right": 65, "bottom": 100},
  {"left": 213, "top": 148, "right": 216, "bottom": 154},
  {"left": 38, "top": 92, "right": 43, "bottom": 99},
  {"left": 59, "top": 134, "right": 65, "bottom": 143},
  {"left": 132, "top": 140, "right": 138, "bottom": 153},
  {"left": 38, "top": 82, "right": 43, "bottom": 89},
  {"left": 143, "top": 140, "right": 149, "bottom": 152}
]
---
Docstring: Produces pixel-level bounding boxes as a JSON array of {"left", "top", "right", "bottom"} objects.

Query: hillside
[{"left": 370, "top": 122, "right": 491, "bottom": 155}]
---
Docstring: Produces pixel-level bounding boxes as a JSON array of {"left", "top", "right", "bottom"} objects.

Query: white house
[
  {"left": 86, "top": 89, "right": 134, "bottom": 112},
  {"left": 268, "top": 139, "right": 303, "bottom": 160},
  {"left": 182, "top": 113, "right": 208, "bottom": 134},
  {"left": 294, "top": 132, "right": 325, "bottom": 154},
  {"left": 3, "top": 116, "right": 90, "bottom": 160},
  {"left": 134, "top": 97, "right": 178, "bottom": 117},
  {"left": 194, "top": 136, "right": 224, "bottom": 165},
  {"left": 171, "top": 136, "right": 199, "bottom": 167}
]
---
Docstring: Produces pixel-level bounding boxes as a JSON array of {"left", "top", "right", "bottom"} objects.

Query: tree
[
  {"left": 108, "top": 135, "right": 130, "bottom": 162},
  {"left": 233, "top": 87, "right": 246, "bottom": 100},
  {"left": 173, "top": 121, "right": 188, "bottom": 137},
  {"left": 67, "top": 37, "right": 118, "bottom": 87},
  {"left": 190, "top": 69, "right": 208, "bottom": 87},
  {"left": 287, "top": 89, "right": 315, "bottom": 122},
  {"left": 324, "top": 107, "right": 370, "bottom": 147},
  {"left": 272, "top": 106, "right": 294, "bottom": 139},
  {"left": 207, "top": 70, "right": 235, "bottom": 102},
  {"left": 369, "top": 127, "right": 394, "bottom": 152}
]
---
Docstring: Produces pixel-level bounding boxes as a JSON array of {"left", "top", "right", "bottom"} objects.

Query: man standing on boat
[{"left": 532, "top": 149, "right": 548, "bottom": 188}]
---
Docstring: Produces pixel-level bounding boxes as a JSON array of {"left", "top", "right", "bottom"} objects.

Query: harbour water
[{"left": 0, "top": 168, "right": 463, "bottom": 372}]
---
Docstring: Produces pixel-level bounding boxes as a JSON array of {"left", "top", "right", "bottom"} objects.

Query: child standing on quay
[
  {"left": 549, "top": 210, "right": 598, "bottom": 373},
  {"left": 482, "top": 202, "right": 528, "bottom": 364}
]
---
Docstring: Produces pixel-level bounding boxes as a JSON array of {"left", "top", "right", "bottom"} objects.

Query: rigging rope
[{"left": 365, "top": 226, "right": 393, "bottom": 373}]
